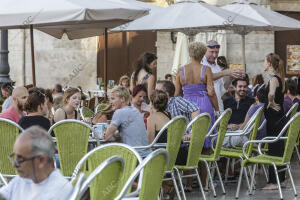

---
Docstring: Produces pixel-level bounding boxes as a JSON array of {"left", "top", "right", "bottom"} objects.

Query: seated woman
[
  {"left": 131, "top": 84, "right": 150, "bottom": 118},
  {"left": 148, "top": 90, "right": 190, "bottom": 191},
  {"left": 283, "top": 79, "right": 300, "bottom": 114},
  {"left": 18, "top": 88, "right": 51, "bottom": 131},
  {"left": 92, "top": 104, "right": 114, "bottom": 124},
  {"left": 102, "top": 86, "right": 152, "bottom": 158},
  {"left": 53, "top": 88, "right": 81, "bottom": 123},
  {"left": 147, "top": 90, "right": 171, "bottom": 143},
  {"left": 118, "top": 75, "right": 130, "bottom": 90}
]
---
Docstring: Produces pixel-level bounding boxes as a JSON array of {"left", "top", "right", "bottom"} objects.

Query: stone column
[{"left": 0, "top": 30, "right": 13, "bottom": 84}]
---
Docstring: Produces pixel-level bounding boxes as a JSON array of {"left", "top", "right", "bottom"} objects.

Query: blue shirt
[
  {"left": 111, "top": 106, "right": 151, "bottom": 157},
  {"left": 247, "top": 103, "right": 266, "bottom": 140}
]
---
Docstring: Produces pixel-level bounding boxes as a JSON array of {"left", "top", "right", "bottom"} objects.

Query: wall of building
[{"left": 8, "top": 29, "right": 98, "bottom": 90}]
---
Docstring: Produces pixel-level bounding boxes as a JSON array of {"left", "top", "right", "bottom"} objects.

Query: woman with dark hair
[
  {"left": 1, "top": 83, "right": 13, "bottom": 112},
  {"left": 283, "top": 79, "right": 300, "bottom": 114},
  {"left": 251, "top": 74, "right": 264, "bottom": 97},
  {"left": 262, "top": 53, "right": 286, "bottom": 190},
  {"left": 131, "top": 84, "right": 150, "bottom": 118},
  {"left": 53, "top": 87, "right": 81, "bottom": 123},
  {"left": 130, "top": 52, "right": 157, "bottom": 101},
  {"left": 147, "top": 90, "right": 170, "bottom": 143},
  {"left": 18, "top": 88, "right": 51, "bottom": 131}
]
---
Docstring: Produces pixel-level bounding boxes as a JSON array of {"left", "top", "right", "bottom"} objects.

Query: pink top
[{"left": 0, "top": 106, "right": 26, "bottom": 123}]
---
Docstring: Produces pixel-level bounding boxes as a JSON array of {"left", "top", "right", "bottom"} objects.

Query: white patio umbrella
[
  {"left": 112, "top": 0, "right": 269, "bottom": 75},
  {"left": 0, "top": 0, "right": 149, "bottom": 86},
  {"left": 222, "top": 0, "right": 300, "bottom": 71},
  {"left": 112, "top": 0, "right": 267, "bottom": 36}
]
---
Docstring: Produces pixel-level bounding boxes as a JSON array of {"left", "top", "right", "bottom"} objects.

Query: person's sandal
[
  {"left": 261, "top": 183, "right": 278, "bottom": 190},
  {"left": 184, "top": 186, "right": 193, "bottom": 192}
]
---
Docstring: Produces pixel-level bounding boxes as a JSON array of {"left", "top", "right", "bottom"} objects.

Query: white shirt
[
  {"left": 202, "top": 56, "right": 226, "bottom": 112},
  {"left": 2, "top": 96, "right": 13, "bottom": 112},
  {"left": 0, "top": 169, "right": 73, "bottom": 200}
]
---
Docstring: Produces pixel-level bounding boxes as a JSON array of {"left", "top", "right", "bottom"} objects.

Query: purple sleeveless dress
[{"left": 180, "top": 66, "right": 215, "bottom": 148}]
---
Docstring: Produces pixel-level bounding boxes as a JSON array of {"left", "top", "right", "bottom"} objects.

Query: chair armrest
[
  {"left": 242, "top": 136, "right": 288, "bottom": 159},
  {"left": 225, "top": 130, "right": 251, "bottom": 137},
  {"left": 134, "top": 145, "right": 152, "bottom": 150},
  {"left": 153, "top": 143, "right": 167, "bottom": 148}
]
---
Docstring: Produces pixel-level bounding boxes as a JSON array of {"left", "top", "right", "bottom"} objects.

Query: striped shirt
[{"left": 167, "top": 97, "right": 199, "bottom": 122}]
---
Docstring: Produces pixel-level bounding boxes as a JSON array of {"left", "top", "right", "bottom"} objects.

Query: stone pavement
[{"left": 182, "top": 158, "right": 300, "bottom": 200}]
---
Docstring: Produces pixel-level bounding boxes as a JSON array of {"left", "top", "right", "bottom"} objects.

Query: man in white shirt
[
  {"left": 0, "top": 126, "right": 73, "bottom": 200},
  {"left": 202, "top": 40, "right": 244, "bottom": 112}
]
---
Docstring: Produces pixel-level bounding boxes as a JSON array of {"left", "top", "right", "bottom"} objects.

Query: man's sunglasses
[{"left": 207, "top": 45, "right": 220, "bottom": 49}]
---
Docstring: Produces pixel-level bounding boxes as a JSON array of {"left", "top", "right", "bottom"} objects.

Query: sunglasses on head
[
  {"left": 207, "top": 44, "right": 220, "bottom": 49},
  {"left": 29, "top": 89, "right": 45, "bottom": 98}
]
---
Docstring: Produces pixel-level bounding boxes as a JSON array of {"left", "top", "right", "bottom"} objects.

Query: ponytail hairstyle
[
  {"left": 266, "top": 53, "right": 285, "bottom": 92},
  {"left": 133, "top": 52, "right": 157, "bottom": 86},
  {"left": 150, "top": 90, "right": 168, "bottom": 112}
]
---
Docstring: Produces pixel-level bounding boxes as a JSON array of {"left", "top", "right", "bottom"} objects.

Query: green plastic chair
[
  {"left": 286, "top": 102, "right": 298, "bottom": 120},
  {"left": 220, "top": 106, "right": 264, "bottom": 199},
  {"left": 71, "top": 143, "right": 142, "bottom": 200},
  {"left": 95, "top": 103, "right": 108, "bottom": 113},
  {"left": 48, "top": 119, "right": 93, "bottom": 177},
  {"left": 79, "top": 106, "right": 94, "bottom": 121},
  {"left": 174, "top": 113, "right": 211, "bottom": 200},
  {"left": 284, "top": 103, "right": 300, "bottom": 163},
  {"left": 242, "top": 112, "right": 300, "bottom": 200},
  {"left": 70, "top": 156, "right": 125, "bottom": 200},
  {"left": 114, "top": 149, "right": 169, "bottom": 200},
  {"left": 135, "top": 115, "right": 187, "bottom": 200},
  {"left": 198, "top": 108, "right": 232, "bottom": 197},
  {"left": 0, "top": 119, "right": 23, "bottom": 178}
]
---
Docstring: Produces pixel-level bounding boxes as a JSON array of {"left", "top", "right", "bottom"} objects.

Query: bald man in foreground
[{"left": 0, "top": 86, "right": 28, "bottom": 123}]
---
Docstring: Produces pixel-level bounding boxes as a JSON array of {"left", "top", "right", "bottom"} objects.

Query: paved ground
[{"left": 180, "top": 156, "right": 300, "bottom": 200}]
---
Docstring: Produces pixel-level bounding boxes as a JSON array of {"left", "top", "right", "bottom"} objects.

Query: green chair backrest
[
  {"left": 245, "top": 106, "right": 264, "bottom": 157},
  {"left": 139, "top": 149, "right": 169, "bottom": 200},
  {"left": 282, "top": 113, "right": 300, "bottom": 163},
  {"left": 96, "top": 103, "right": 108, "bottom": 113},
  {"left": 185, "top": 113, "right": 211, "bottom": 166},
  {"left": 71, "top": 143, "right": 142, "bottom": 200},
  {"left": 80, "top": 107, "right": 94, "bottom": 120},
  {"left": 114, "top": 149, "right": 169, "bottom": 200},
  {"left": 85, "top": 156, "right": 124, "bottom": 200},
  {"left": 166, "top": 116, "right": 187, "bottom": 171},
  {"left": 0, "top": 119, "right": 23, "bottom": 175},
  {"left": 212, "top": 109, "right": 232, "bottom": 159},
  {"left": 49, "top": 120, "right": 91, "bottom": 176},
  {"left": 286, "top": 102, "right": 298, "bottom": 119}
]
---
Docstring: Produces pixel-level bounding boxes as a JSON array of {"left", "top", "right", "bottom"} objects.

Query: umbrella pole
[
  {"left": 241, "top": 34, "right": 246, "bottom": 73},
  {"left": 30, "top": 25, "right": 36, "bottom": 87},
  {"left": 104, "top": 28, "right": 108, "bottom": 93}
]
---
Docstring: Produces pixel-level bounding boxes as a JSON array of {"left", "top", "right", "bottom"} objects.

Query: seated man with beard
[{"left": 0, "top": 86, "right": 28, "bottom": 123}]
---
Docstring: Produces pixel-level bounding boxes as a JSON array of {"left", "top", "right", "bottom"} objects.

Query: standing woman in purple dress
[
  {"left": 175, "top": 41, "right": 219, "bottom": 185},
  {"left": 175, "top": 41, "right": 219, "bottom": 138}
]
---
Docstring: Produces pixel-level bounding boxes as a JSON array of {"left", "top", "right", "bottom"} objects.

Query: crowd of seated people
[{"left": 1, "top": 47, "right": 300, "bottom": 198}]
